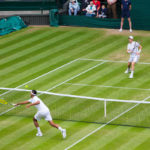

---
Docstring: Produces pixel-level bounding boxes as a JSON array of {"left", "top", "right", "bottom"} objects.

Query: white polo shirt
[
  {"left": 127, "top": 41, "right": 140, "bottom": 57},
  {"left": 28, "top": 96, "right": 49, "bottom": 112}
]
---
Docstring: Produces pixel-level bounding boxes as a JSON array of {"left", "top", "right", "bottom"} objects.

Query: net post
[{"left": 104, "top": 100, "right": 107, "bottom": 118}]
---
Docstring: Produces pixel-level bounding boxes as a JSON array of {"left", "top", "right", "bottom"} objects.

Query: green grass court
[{"left": 0, "top": 26, "right": 150, "bottom": 150}]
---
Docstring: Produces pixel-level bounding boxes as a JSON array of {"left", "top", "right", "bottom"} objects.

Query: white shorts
[
  {"left": 34, "top": 111, "right": 52, "bottom": 121},
  {"left": 128, "top": 56, "right": 140, "bottom": 63}
]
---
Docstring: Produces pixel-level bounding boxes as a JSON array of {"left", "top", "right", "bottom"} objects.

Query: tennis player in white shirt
[
  {"left": 125, "top": 36, "right": 142, "bottom": 78},
  {"left": 15, "top": 90, "right": 66, "bottom": 138}
]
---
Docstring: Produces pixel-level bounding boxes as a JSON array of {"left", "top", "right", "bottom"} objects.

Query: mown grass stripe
[
  {"left": 0, "top": 29, "right": 58, "bottom": 60},
  {"left": 0, "top": 30, "right": 80, "bottom": 74},
  {"left": 0, "top": 28, "right": 47, "bottom": 49},
  {"left": 69, "top": 125, "right": 128, "bottom": 150},
  {"left": 0, "top": 27, "right": 30, "bottom": 43},
  {"left": 0, "top": 32, "right": 94, "bottom": 87},
  {"left": 0, "top": 29, "right": 50, "bottom": 56},
  {"left": 0, "top": 30, "right": 66, "bottom": 65},
  {"left": 0, "top": 29, "right": 97, "bottom": 77}
]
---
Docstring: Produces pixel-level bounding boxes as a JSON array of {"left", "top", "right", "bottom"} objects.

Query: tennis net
[{"left": 0, "top": 87, "right": 150, "bottom": 128}]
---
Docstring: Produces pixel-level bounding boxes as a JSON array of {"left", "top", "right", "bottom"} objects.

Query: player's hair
[{"left": 31, "top": 90, "right": 37, "bottom": 95}]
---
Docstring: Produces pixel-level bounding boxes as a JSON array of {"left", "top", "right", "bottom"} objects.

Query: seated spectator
[
  {"left": 98, "top": 5, "right": 107, "bottom": 18},
  {"left": 92, "top": 0, "right": 101, "bottom": 17},
  {"left": 82, "top": 0, "right": 91, "bottom": 15},
  {"left": 68, "top": 0, "right": 80, "bottom": 16},
  {"left": 85, "top": 1, "right": 96, "bottom": 17}
]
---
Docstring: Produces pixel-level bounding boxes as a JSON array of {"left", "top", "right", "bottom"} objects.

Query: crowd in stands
[
  {"left": 59, "top": 0, "right": 118, "bottom": 19},
  {"left": 58, "top": 0, "right": 132, "bottom": 32}
]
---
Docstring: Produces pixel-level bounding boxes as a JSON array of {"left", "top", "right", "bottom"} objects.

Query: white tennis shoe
[
  {"left": 124, "top": 69, "right": 130, "bottom": 74},
  {"left": 61, "top": 129, "right": 66, "bottom": 139},
  {"left": 119, "top": 28, "right": 123, "bottom": 32},
  {"left": 129, "top": 73, "right": 133, "bottom": 78},
  {"left": 130, "top": 29, "right": 133, "bottom": 32},
  {"left": 36, "top": 132, "right": 43, "bottom": 137}
]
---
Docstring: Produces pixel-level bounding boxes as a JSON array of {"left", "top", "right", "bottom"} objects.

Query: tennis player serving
[
  {"left": 15, "top": 90, "right": 66, "bottom": 138},
  {"left": 125, "top": 36, "right": 142, "bottom": 78}
]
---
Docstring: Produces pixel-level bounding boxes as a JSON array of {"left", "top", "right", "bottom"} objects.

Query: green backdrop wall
[
  {"left": 0, "top": 0, "right": 57, "bottom": 10},
  {"left": 59, "top": 0, "right": 150, "bottom": 30}
]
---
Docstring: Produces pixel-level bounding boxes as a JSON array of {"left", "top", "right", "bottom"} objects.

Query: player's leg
[
  {"left": 125, "top": 62, "right": 131, "bottom": 73},
  {"left": 129, "top": 56, "right": 139, "bottom": 78},
  {"left": 48, "top": 120, "right": 59, "bottom": 128},
  {"left": 45, "top": 111, "right": 66, "bottom": 138},
  {"left": 48, "top": 120, "right": 66, "bottom": 138},
  {"left": 34, "top": 113, "right": 43, "bottom": 136},
  {"left": 129, "top": 61, "right": 136, "bottom": 78},
  {"left": 128, "top": 17, "right": 132, "bottom": 32},
  {"left": 119, "top": 17, "right": 124, "bottom": 32}
]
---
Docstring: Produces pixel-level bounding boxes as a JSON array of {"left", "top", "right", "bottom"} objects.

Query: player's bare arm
[
  {"left": 127, "top": 49, "right": 132, "bottom": 53},
  {"left": 136, "top": 45, "right": 142, "bottom": 55},
  {"left": 129, "top": 4, "right": 131, "bottom": 10},
  {"left": 26, "top": 101, "right": 40, "bottom": 108},
  {"left": 15, "top": 100, "right": 30, "bottom": 106},
  {"left": 121, "top": 4, "right": 123, "bottom": 9}
]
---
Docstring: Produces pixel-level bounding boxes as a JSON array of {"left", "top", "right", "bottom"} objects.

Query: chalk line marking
[
  {"left": 0, "top": 59, "right": 79, "bottom": 115},
  {"left": 80, "top": 58, "right": 150, "bottom": 65},
  {"left": 65, "top": 83, "right": 150, "bottom": 91},
  {"left": 0, "top": 60, "right": 105, "bottom": 116},
  {"left": 64, "top": 96, "right": 150, "bottom": 150}
]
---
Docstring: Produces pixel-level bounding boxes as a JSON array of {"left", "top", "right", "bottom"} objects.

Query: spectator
[
  {"left": 58, "top": 0, "right": 70, "bottom": 14},
  {"left": 93, "top": 0, "right": 101, "bottom": 17},
  {"left": 98, "top": 4, "right": 107, "bottom": 18},
  {"left": 68, "top": 0, "right": 80, "bottom": 16},
  {"left": 119, "top": 0, "right": 132, "bottom": 32},
  {"left": 81, "top": 0, "right": 90, "bottom": 10},
  {"left": 107, "top": 0, "right": 117, "bottom": 19},
  {"left": 85, "top": 1, "right": 96, "bottom": 17}
]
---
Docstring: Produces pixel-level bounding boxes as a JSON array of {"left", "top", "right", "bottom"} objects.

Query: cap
[{"left": 128, "top": 36, "right": 134, "bottom": 40}]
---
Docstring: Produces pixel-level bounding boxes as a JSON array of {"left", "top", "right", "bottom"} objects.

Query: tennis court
[{"left": 0, "top": 27, "right": 150, "bottom": 150}]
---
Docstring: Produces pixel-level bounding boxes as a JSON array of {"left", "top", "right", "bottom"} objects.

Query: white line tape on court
[
  {"left": 0, "top": 59, "right": 79, "bottom": 97},
  {"left": 0, "top": 59, "right": 79, "bottom": 116},
  {"left": 80, "top": 58, "right": 150, "bottom": 65},
  {"left": 42, "top": 61, "right": 106, "bottom": 93},
  {"left": 0, "top": 60, "right": 105, "bottom": 116},
  {"left": 65, "top": 83, "right": 150, "bottom": 91},
  {"left": 64, "top": 96, "right": 150, "bottom": 150}
]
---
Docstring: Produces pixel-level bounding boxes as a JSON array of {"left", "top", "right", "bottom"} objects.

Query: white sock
[
  {"left": 58, "top": 126, "right": 63, "bottom": 132},
  {"left": 131, "top": 71, "right": 134, "bottom": 74},
  {"left": 37, "top": 127, "right": 41, "bottom": 133}
]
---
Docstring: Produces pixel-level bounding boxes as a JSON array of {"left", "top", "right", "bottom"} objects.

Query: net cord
[{"left": 0, "top": 87, "right": 150, "bottom": 104}]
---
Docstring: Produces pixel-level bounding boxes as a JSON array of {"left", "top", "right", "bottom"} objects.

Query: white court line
[
  {"left": 0, "top": 59, "right": 78, "bottom": 97},
  {"left": 80, "top": 58, "right": 150, "bottom": 65},
  {"left": 65, "top": 83, "right": 150, "bottom": 91},
  {"left": 0, "top": 60, "right": 105, "bottom": 116},
  {"left": 39, "top": 61, "right": 106, "bottom": 93},
  {"left": 0, "top": 59, "right": 79, "bottom": 116},
  {"left": 65, "top": 95, "right": 150, "bottom": 150}
]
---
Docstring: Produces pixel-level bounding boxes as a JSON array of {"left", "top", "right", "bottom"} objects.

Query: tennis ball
[{"left": 25, "top": 85, "right": 29, "bottom": 88}]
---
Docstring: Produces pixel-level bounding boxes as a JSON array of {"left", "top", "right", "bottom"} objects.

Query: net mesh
[{"left": 0, "top": 88, "right": 150, "bottom": 128}]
